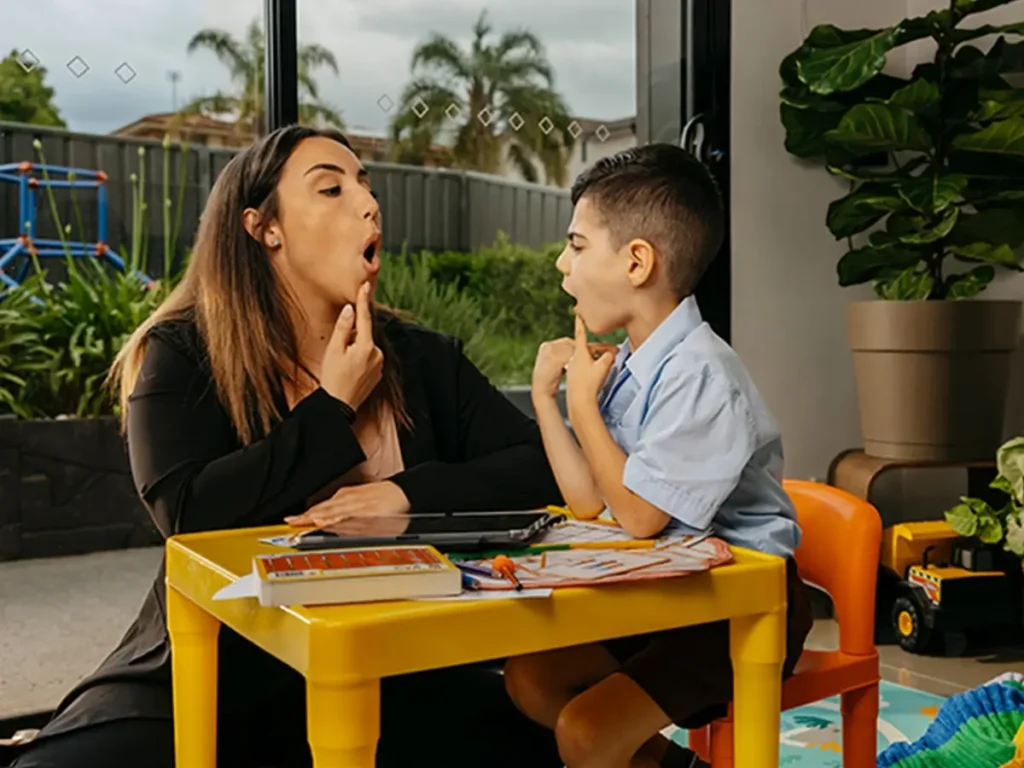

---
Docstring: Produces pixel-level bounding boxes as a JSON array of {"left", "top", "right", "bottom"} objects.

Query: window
[{"left": 295, "top": 0, "right": 638, "bottom": 388}]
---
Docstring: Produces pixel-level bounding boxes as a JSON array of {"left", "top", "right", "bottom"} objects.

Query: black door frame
[
  {"left": 264, "top": 0, "right": 299, "bottom": 131},
  {"left": 636, "top": 0, "right": 731, "bottom": 342}
]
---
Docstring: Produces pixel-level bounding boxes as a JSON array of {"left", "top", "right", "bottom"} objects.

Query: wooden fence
[{"left": 0, "top": 121, "right": 572, "bottom": 279}]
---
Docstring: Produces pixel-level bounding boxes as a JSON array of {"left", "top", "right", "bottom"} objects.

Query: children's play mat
[{"left": 666, "top": 680, "right": 944, "bottom": 767}]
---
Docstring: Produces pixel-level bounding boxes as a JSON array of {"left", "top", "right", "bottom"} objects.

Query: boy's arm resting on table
[
  {"left": 128, "top": 331, "right": 367, "bottom": 536},
  {"left": 532, "top": 394, "right": 606, "bottom": 518},
  {"left": 387, "top": 340, "right": 563, "bottom": 512},
  {"left": 572, "top": 370, "right": 756, "bottom": 539}
]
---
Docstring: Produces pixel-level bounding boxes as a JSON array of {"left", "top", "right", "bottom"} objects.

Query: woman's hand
[
  {"left": 284, "top": 480, "right": 411, "bottom": 527},
  {"left": 321, "top": 281, "right": 383, "bottom": 410},
  {"left": 532, "top": 337, "right": 618, "bottom": 402}
]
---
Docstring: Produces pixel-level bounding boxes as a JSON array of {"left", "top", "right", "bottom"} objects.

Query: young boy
[{"left": 504, "top": 144, "right": 813, "bottom": 768}]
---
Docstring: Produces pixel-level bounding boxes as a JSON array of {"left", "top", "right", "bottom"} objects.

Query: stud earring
[{"left": 269, "top": 238, "right": 280, "bottom": 248}]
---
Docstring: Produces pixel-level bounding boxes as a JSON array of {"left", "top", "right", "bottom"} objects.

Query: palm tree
[
  {"left": 389, "top": 11, "right": 575, "bottom": 186},
  {"left": 183, "top": 19, "right": 343, "bottom": 136}
]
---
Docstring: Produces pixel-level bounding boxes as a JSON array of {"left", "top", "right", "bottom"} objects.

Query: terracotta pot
[{"left": 848, "top": 299, "right": 1022, "bottom": 461}]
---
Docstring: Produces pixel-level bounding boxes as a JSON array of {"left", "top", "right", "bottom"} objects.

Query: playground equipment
[{"left": 0, "top": 161, "right": 152, "bottom": 295}]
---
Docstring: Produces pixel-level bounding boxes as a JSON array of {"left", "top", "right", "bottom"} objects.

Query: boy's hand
[
  {"left": 533, "top": 337, "right": 618, "bottom": 401},
  {"left": 566, "top": 316, "right": 616, "bottom": 415}
]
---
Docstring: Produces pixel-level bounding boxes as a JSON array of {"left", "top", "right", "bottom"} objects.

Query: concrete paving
[{"left": 0, "top": 547, "right": 162, "bottom": 717}]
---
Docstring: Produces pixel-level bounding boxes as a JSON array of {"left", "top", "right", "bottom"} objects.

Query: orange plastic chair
[{"left": 688, "top": 479, "right": 882, "bottom": 767}]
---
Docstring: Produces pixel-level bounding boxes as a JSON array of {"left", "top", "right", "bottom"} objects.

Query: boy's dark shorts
[{"left": 600, "top": 557, "right": 813, "bottom": 729}]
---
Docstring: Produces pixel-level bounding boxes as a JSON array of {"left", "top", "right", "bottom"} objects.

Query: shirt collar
[{"left": 623, "top": 296, "right": 704, "bottom": 388}]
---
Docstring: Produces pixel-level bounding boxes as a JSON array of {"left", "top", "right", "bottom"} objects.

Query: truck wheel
[{"left": 892, "top": 595, "right": 932, "bottom": 654}]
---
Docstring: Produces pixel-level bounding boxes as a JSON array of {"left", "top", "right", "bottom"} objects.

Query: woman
[{"left": 10, "top": 126, "right": 564, "bottom": 768}]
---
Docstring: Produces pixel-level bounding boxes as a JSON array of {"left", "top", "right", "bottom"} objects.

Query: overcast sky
[{"left": 4, "top": 0, "right": 636, "bottom": 138}]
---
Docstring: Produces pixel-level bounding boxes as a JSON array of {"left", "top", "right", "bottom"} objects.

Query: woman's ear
[{"left": 243, "top": 208, "right": 282, "bottom": 250}]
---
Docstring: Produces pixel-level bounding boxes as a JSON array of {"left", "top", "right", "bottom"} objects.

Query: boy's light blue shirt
[{"left": 598, "top": 296, "right": 800, "bottom": 558}]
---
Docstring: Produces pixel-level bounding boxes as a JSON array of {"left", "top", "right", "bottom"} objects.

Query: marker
[
  {"left": 461, "top": 572, "right": 480, "bottom": 591},
  {"left": 492, "top": 555, "right": 523, "bottom": 591}
]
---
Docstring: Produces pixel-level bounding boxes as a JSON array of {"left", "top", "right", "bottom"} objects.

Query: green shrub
[{"left": 417, "top": 232, "right": 576, "bottom": 341}]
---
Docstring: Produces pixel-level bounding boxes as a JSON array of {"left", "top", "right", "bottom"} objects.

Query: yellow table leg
[
  {"left": 306, "top": 677, "right": 381, "bottom": 768},
  {"left": 730, "top": 608, "right": 785, "bottom": 768},
  {"left": 166, "top": 586, "right": 220, "bottom": 768}
]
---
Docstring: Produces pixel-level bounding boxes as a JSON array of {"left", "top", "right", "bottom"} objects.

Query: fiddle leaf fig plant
[
  {"left": 781, "top": 0, "right": 1024, "bottom": 299},
  {"left": 945, "top": 437, "right": 1024, "bottom": 563}
]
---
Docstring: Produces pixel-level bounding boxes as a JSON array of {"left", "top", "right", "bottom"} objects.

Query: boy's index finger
[{"left": 574, "top": 315, "right": 589, "bottom": 351}]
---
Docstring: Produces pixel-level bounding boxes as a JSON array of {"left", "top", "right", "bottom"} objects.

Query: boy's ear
[{"left": 625, "top": 238, "right": 657, "bottom": 288}]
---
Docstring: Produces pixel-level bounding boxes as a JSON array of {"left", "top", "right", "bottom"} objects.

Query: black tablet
[{"left": 289, "top": 510, "right": 564, "bottom": 552}]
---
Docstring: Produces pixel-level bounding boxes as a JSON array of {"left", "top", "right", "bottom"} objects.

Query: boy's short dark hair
[{"left": 569, "top": 143, "right": 724, "bottom": 299}]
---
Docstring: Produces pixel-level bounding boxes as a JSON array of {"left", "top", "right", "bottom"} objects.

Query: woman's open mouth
[{"left": 362, "top": 235, "right": 382, "bottom": 274}]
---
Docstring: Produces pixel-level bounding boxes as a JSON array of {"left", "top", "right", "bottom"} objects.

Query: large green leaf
[
  {"left": 872, "top": 207, "right": 959, "bottom": 245},
  {"left": 780, "top": 103, "right": 849, "bottom": 158},
  {"left": 953, "top": 39, "right": 1024, "bottom": 79},
  {"left": 953, "top": 117, "right": 1024, "bottom": 156},
  {"left": 837, "top": 245, "right": 922, "bottom": 286},
  {"left": 888, "top": 78, "right": 942, "bottom": 116},
  {"left": 797, "top": 28, "right": 901, "bottom": 95},
  {"left": 976, "top": 89, "right": 1024, "bottom": 121},
  {"left": 945, "top": 500, "right": 981, "bottom": 537},
  {"left": 898, "top": 173, "right": 968, "bottom": 214},
  {"left": 826, "top": 183, "right": 905, "bottom": 238},
  {"left": 826, "top": 104, "right": 932, "bottom": 154},
  {"left": 875, "top": 264, "right": 935, "bottom": 299},
  {"left": 955, "top": 0, "right": 1021, "bottom": 17},
  {"left": 951, "top": 22, "right": 1024, "bottom": 44},
  {"left": 948, "top": 242, "right": 1023, "bottom": 269},
  {"left": 948, "top": 206, "right": 1024, "bottom": 248},
  {"left": 945, "top": 265, "right": 997, "bottom": 298},
  {"left": 998, "top": 436, "right": 1024, "bottom": 504}
]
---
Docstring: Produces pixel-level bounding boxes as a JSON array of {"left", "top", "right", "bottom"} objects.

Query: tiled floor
[
  {"left": 3, "top": 548, "right": 1024, "bottom": 720},
  {"left": 807, "top": 619, "right": 1024, "bottom": 697}
]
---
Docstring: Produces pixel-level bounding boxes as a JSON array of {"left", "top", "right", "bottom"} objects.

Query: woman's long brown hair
[{"left": 109, "top": 125, "right": 407, "bottom": 444}]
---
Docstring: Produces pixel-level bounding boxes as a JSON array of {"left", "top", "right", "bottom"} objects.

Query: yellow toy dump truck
[{"left": 883, "top": 521, "right": 1021, "bottom": 655}]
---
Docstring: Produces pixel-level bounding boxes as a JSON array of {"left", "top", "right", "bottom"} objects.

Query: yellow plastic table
[{"left": 166, "top": 525, "right": 789, "bottom": 768}]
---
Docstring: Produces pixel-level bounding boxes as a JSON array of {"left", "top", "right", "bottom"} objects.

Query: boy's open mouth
[{"left": 363, "top": 242, "right": 376, "bottom": 262}]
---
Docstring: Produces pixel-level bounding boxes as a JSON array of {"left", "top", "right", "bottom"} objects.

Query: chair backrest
[{"left": 783, "top": 479, "right": 882, "bottom": 657}]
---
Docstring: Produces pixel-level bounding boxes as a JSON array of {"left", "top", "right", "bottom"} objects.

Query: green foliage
[
  {"left": 0, "top": 49, "right": 66, "bottom": 127},
  {"left": 944, "top": 436, "right": 1024, "bottom": 562},
  {"left": 780, "top": 1, "right": 1024, "bottom": 299},
  {"left": 0, "top": 135, "right": 186, "bottom": 417},
  {"left": 415, "top": 232, "right": 575, "bottom": 340},
  {"left": 1, "top": 234, "right": 575, "bottom": 416}
]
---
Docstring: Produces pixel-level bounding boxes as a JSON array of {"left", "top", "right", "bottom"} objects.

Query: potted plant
[
  {"left": 781, "top": 2, "right": 1024, "bottom": 461},
  {"left": 945, "top": 436, "right": 1024, "bottom": 565}
]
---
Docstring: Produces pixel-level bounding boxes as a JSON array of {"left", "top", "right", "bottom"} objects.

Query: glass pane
[
  {"left": 296, "top": 1, "right": 638, "bottom": 389},
  {"left": 1, "top": 1, "right": 266, "bottom": 295}
]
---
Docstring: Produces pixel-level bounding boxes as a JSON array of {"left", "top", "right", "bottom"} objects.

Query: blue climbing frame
[{"left": 0, "top": 161, "right": 152, "bottom": 294}]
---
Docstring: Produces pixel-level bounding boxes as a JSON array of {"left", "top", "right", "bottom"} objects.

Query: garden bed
[{"left": 0, "top": 416, "right": 160, "bottom": 562}]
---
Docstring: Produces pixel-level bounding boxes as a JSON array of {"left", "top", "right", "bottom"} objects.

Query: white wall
[{"left": 731, "top": 0, "right": 1024, "bottom": 521}]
